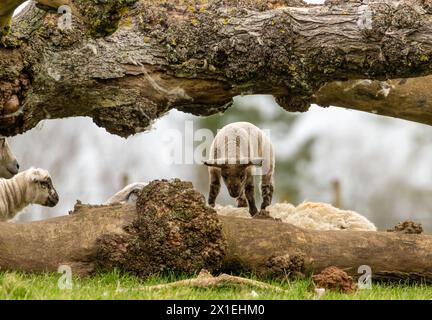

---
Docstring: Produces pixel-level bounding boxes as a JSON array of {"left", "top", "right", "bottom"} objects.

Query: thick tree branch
[
  {"left": 1, "top": 0, "right": 432, "bottom": 136},
  {"left": 314, "top": 76, "right": 432, "bottom": 125}
]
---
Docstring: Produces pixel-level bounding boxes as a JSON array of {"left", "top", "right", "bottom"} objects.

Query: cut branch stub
[{"left": 94, "top": 179, "right": 227, "bottom": 277}]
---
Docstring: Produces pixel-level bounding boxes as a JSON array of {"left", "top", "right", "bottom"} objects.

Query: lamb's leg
[
  {"left": 208, "top": 169, "right": 221, "bottom": 207},
  {"left": 245, "top": 176, "right": 258, "bottom": 216},
  {"left": 236, "top": 193, "right": 248, "bottom": 208},
  {"left": 261, "top": 174, "right": 274, "bottom": 210}
]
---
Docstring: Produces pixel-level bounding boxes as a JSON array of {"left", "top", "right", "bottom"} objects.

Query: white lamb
[
  {"left": 0, "top": 168, "right": 59, "bottom": 221},
  {"left": 0, "top": 137, "right": 19, "bottom": 178},
  {"left": 204, "top": 122, "right": 275, "bottom": 216},
  {"left": 216, "top": 201, "right": 377, "bottom": 231},
  {"left": 105, "top": 182, "right": 147, "bottom": 205}
]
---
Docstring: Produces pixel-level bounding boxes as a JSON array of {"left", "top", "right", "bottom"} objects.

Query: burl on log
[{"left": 0, "top": 180, "right": 430, "bottom": 282}]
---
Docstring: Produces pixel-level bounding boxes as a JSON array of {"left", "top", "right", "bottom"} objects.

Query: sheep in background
[
  {"left": 204, "top": 122, "right": 275, "bottom": 216},
  {"left": 289, "top": 202, "right": 377, "bottom": 231},
  {"left": 105, "top": 182, "right": 147, "bottom": 205},
  {"left": 0, "top": 137, "right": 19, "bottom": 179},
  {"left": 216, "top": 201, "right": 377, "bottom": 231},
  {"left": 0, "top": 168, "right": 59, "bottom": 221}
]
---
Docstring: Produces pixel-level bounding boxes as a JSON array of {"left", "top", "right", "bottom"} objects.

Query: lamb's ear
[
  {"left": 28, "top": 169, "right": 39, "bottom": 182},
  {"left": 203, "top": 160, "right": 217, "bottom": 167},
  {"left": 249, "top": 158, "right": 264, "bottom": 167},
  {"left": 0, "top": 138, "right": 5, "bottom": 147},
  {"left": 203, "top": 160, "right": 224, "bottom": 168}
]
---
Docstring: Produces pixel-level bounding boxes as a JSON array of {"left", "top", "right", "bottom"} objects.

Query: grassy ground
[{"left": 0, "top": 271, "right": 431, "bottom": 300}]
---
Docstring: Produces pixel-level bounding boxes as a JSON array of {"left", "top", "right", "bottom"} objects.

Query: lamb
[
  {"left": 0, "top": 168, "right": 59, "bottom": 221},
  {"left": 216, "top": 201, "right": 377, "bottom": 231},
  {"left": 105, "top": 182, "right": 147, "bottom": 205},
  {"left": 0, "top": 137, "right": 20, "bottom": 179},
  {"left": 204, "top": 122, "right": 275, "bottom": 216}
]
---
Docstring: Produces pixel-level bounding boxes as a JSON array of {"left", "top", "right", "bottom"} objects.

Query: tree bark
[
  {"left": 220, "top": 215, "right": 432, "bottom": 282},
  {"left": 0, "top": 203, "right": 137, "bottom": 275},
  {"left": 1, "top": 0, "right": 432, "bottom": 137},
  {"left": 0, "top": 180, "right": 431, "bottom": 282},
  {"left": 314, "top": 76, "right": 432, "bottom": 126}
]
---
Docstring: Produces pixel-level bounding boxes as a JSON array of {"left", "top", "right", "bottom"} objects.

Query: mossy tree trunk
[
  {"left": 1, "top": 0, "right": 432, "bottom": 136},
  {"left": 0, "top": 180, "right": 431, "bottom": 283}
]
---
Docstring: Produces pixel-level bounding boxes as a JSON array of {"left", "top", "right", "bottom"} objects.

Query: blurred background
[{"left": 9, "top": 0, "right": 432, "bottom": 231}]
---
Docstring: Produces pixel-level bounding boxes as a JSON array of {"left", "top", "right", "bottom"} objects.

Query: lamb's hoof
[
  {"left": 253, "top": 209, "right": 270, "bottom": 219},
  {"left": 253, "top": 210, "right": 281, "bottom": 222}
]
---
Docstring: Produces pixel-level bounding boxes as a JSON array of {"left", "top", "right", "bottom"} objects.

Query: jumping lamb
[
  {"left": 0, "top": 168, "right": 59, "bottom": 221},
  {"left": 0, "top": 137, "right": 19, "bottom": 179},
  {"left": 105, "top": 182, "right": 147, "bottom": 205},
  {"left": 204, "top": 122, "right": 274, "bottom": 216}
]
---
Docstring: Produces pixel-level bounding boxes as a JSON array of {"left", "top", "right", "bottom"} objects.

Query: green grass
[{"left": 0, "top": 271, "right": 431, "bottom": 300}]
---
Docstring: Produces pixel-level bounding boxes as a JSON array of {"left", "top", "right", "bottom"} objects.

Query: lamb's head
[
  {"left": 25, "top": 168, "right": 59, "bottom": 207},
  {"left": 0, "top": 138, "right": 19, "bottom": 179},
  {"left": 204, "top": 158, "right": 263, "bottom": 198}
]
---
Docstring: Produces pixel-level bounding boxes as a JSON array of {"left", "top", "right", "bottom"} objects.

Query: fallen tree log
[
  {"left": 0, "top": 180, "right": 431, "bottom": 283},
  {"left": 2, "top": 0, "right": 432, "bottom": 137}
]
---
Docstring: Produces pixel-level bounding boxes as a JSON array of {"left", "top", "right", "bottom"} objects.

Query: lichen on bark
[{"left": 74, "top": 0, "right": 138, "bottom": 37}]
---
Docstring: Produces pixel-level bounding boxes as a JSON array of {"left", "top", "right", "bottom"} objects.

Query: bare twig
[{"left": 140, "top": 270, "right": 285, "bottom": 292}]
